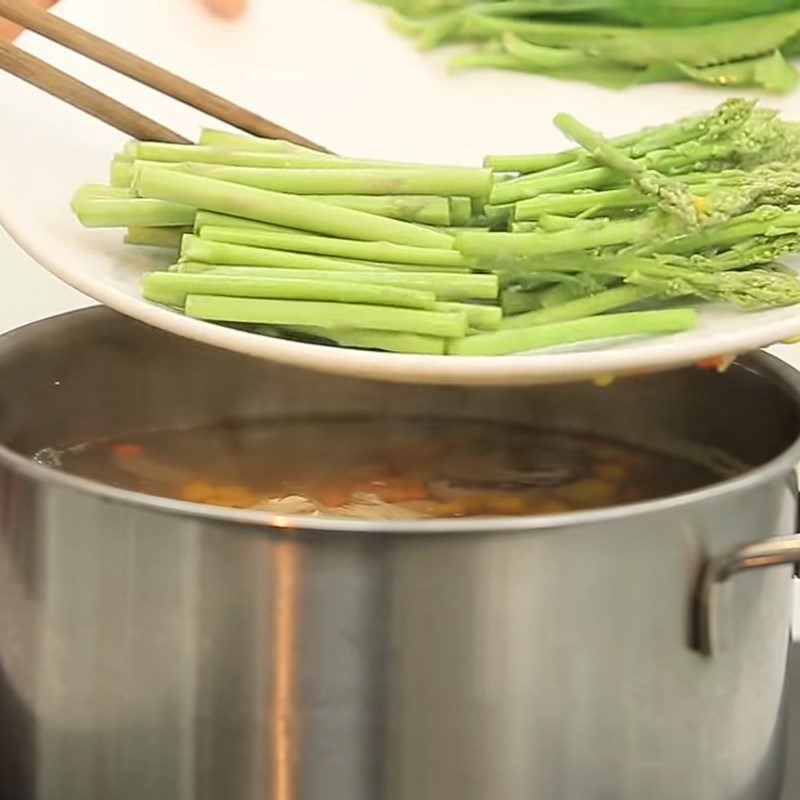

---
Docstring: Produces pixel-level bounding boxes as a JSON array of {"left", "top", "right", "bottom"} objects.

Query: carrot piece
[
  {"left": 181, "top": 481, "right": 216, "bottom": 502},
  {"left": 319, "top": 488, "right": 353, "bottom": 508},
  {"left": 112, "top": 443, "right": 144, "bottom": 459}
]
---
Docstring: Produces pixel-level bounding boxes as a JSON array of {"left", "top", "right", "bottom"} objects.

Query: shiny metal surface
[
  {"left": 698, "top": 536, "right": 800, "bottom": 656},
  {"left": 781, "top": 644, "right": 800, "bottom": 800},
  {"left": 1, "top": 307, "right": 800, "bottom": 800}
]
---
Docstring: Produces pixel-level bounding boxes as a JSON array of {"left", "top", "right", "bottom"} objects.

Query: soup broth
[{"left": 35, "top": 418, "right": 739, "bottom": 520}]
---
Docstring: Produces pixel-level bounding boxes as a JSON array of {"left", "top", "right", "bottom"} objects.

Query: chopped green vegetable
[
  {"left": 181, "top": 163, "right": 493, "bottom": 198},
  {"left": 449, "top": 309, "right": 698, "bottom": 355},
  {"left": 143, "top": 272, "right": 438, "bottom": 309},
  {"left": 198, "top": 225, "right": 468, "bottom": 267},
  {"left": 74, "top": 99, "right": 800, "bottom": 356},
  {"left": 135, "top": 167, "right": 454, "bottom": 248},
  {"left": 375, "top": 2, "right": 800, "bottom": 92},
  {"left": 185, "top": 295, "right": 469, "bottom": 337}
]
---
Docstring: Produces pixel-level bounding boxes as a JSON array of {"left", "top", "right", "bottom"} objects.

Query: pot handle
[{"left": 695, "top": 535, "right": 800, "bottom": 657}]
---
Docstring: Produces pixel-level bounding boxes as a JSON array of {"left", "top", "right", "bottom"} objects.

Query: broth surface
[{"left": 36, "top": 418, "right": 738, "bottom": 519}]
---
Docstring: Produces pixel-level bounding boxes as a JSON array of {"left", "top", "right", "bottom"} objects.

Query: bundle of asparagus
[
  {"left": 71, "top": 99, "right": 800, "bottom": 357},
  {"left": 370, "top": 0, "right": 800, "bottom": 92}
]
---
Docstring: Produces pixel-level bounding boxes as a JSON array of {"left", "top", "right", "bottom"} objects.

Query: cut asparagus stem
[
  {"left": 311, "top": 194, "right": 452, "bottom": 225},
  {"left": 456, "top": 218, "right": 654, "bottom": 261},
  {"left": 174, "top": 264, "right": 499, "bottom": 299},
  {"left": 181, "top": 236, "right": 385, "bottom": 272},
  {"left": 490, "top": 165, "right": 620, "bottom": 205},
  {"left": 131, "top": 142, "right": 462, "bottom": 171},
  {"left": 72, "top": 196, "right": 196, "bottom": 228},
  {"left": 185, "top": 295, "right": 468, "bottom": 337},
  {"left": 143, "top": 272, "right": 437, "bottom": 309},
  {"left": 198, "top": 129, "right": 328, "bottom": 156},
  {"left": 182, "top": 235, "right": 467, "bottom": 272},
  {"left": 110, "top": 158, "right": 135, "bottom": 187},
  {"left": 136, "top": 168, "right": 454, "bottom": 248},
  {"left": 182, "top": 163, "right": 493, "bottom": 198},
  {"left": 449, "top": 197, "right": 475, "bottom": 226},
  {"left": 73, "top": 183, "right": 134, "bottom": 200},
  {"left": 500, "top": 286, "right": 655, "bottom": 329},
  {"left": 435, "top": 302, "right": 503, "bottom": 330},
  {"left": 275, "top": 325, "right": 448, "bottom": 355},
  {"left": 193, "top": 210, "right": 293, "bottom": 235},
  {"left": 501, "top": 287, "right": 544, "bottom": 316},
  {"left": 449, "top": 309, "right": 698, "bottom": 356},
  {"left": 484, "top": 151, "right": 578, "bottom": 173},
  {"left": 198, "top": 226, "right": 468, "bottom": 267},
  {"left": 514, "top": 187, "right": 651, "bottom": 220},
  {"left": 125, "top": 226, "right": 190, "bottom": 248}
]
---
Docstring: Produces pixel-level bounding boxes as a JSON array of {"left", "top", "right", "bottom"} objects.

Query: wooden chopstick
[
  {"left": 0, "top": 39, "right": 191, "bottom": 143},
  {"left": 0, "top": 0, "right": 328, "bottom": 152}
]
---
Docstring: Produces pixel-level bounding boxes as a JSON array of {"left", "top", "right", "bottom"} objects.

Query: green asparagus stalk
[
  {"left": 135, "top": 167, "right": 454, "bottom": 248},
  {"left": 448, "top": 309, "right": 698, "bottom": 356},
  {"left": 500, "top": 285, "right": 655, "bottom": 329},
  {"left": 435, "top": 301, "right": 503, "bottom": 330},
  {"left": 143, "top": 272, "right": 437, "bottom": 309},
  {"left": 185, "top": 295, "right": 468, "bottom": 337},
  {"left": 71, "top": 196, "right": 196, "bottom": 228},
  {"left": 310, "top": 194, "right": 452, "bottom": 225},
  {"left": 449, "top": 197, "right": 474, "bottom": 226},
  {"left": 125, "top": 226, "right": 190, "bottom": 248},
  {"left": 198, "top": 226, "right": 467, "bottom": 267},
  {"left": 456, "top": 216, "right": 658, "bottom": 261},
  {"left": 514, "top": 187, "right": 648, "bottom": 221},
  {"left": 554, "top": 113, "right": 702, "bottom": 226},
  {"left": 181, "top": 235, "right": 386, "bottom": 272},
  {"left": 193, "top": 210, "right": 293, "bottom": 235},
  {"left": 73, "top": 183, "right": 133, "bottom": 201},
  {"left": 129, "top": 142, "right": 464, "bottom": 171},
  {"left": 198, "top": 129, "right": 328, "bottom": 156},
  {"left": 174, "top": 264, "right": 499, "bottom": 299},
  {"left": 181, "top": 163, "right": 493, "bottom": 198},
  {"left": 182, "top": 234, "right": 468, "bottom": 272},
  {"left": 277, "top": 325, "right": 448, "bottom": 355}
]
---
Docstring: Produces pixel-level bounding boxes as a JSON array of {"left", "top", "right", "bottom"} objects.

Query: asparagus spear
[
  {"left": 181, "top": 236, "right": 386, "bottom": 272},
  {"left": 72, "top": 196, "right": 196, "bottom": 228},
  {"left": 130, "top": 142, "right": 467, "bottom": 171},
  {"left": 174, "top": 264, "right": 499, "bottom": 299},
  {"left": 500, "top": 285, "right": 655, "bottom": 329},
  {"left": 125, "top": 226, "right": 190, "bottom": 248},
  {"left": 181, "top": 234, "right": 467, "bottom": 273},
  {"left": 181, "top": 163, "right": 493, "bottom": 197},
  {"left": 198, "top": 226, "right": 468, "bottom": 267},
  {"left": 198, "top": 129, "right": 328, "bottom": 156},
  {"left": 435, "top": 301, "right": 503, "bottom": 330},
  {"left": 456, "top": 216, "right": 659, "bottom": 261},
  {"left": 143, "top": 272, "right": 438, "bottom": 309},
  {"left": 135, "top": 168, "right": 454, "bottom": 248},
  {"left": 274, "top": 325, "right": 448, "bottom": 355},
  {"left": 449, "top": 309, "right": 698, "bottom": 356},
  {"left": 185, "top": 295, "right": 468, "bottom": 337},
  {"left": 311, "top": 194, "right": 453, "bottom": 225},
  {"left": 193, "top": 210, "right": 296, "bottom": 235}
]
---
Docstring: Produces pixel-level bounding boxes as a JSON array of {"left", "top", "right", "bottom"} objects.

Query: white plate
[{"left": 4, "top": 0, "right": 800, "bottom": 385}]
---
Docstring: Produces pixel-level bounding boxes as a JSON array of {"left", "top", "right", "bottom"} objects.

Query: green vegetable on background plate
[{"left": 369, "top": 0, "right": 800, "bottom": 92}]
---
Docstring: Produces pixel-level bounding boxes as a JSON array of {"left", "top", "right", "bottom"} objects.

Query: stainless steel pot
[{"left": 1, "top": 307, "right": 800, "bottom": 800}]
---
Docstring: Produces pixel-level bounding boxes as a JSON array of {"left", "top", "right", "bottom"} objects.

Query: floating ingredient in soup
[{"left": 34, "top": 418, "right": 740, "bottom": 520}]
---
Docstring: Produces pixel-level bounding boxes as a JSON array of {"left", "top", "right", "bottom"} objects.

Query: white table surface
[{"left": 1, "top": 223, "right": 799, "bottom": 633}]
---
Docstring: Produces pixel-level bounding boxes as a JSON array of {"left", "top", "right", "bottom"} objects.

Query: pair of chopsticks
[{"left": 0, "top": 0, "right": 326, "bottom": 151}]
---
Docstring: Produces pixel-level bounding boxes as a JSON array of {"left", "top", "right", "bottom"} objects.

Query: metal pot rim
[{"left": 2, "top": 308, "right": 800, "bottom": 537}]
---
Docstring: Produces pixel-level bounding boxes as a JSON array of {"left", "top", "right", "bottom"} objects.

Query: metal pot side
[{"left": 0, "top": 308, "right": 799, "bottom": 800}]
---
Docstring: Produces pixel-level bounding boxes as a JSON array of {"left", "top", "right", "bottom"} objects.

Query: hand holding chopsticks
[{"left": 0, "top": 0, "right": 326, "bottom": 150}]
